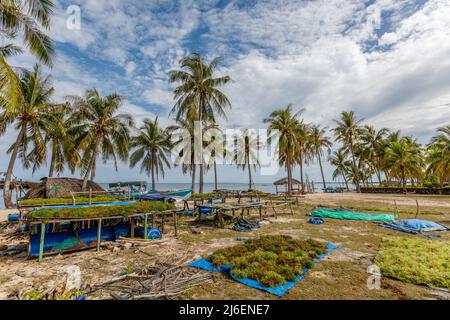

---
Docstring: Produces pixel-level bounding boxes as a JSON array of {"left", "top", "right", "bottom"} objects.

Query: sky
[{"left": 1, "top": 0, "right": 450, "bottom": 184}]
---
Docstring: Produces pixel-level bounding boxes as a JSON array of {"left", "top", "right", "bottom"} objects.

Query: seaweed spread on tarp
[
  {"left": 29, "top": 223, "right": 131, "bottom": 257},
  {"left": 380, "top": 219, "right": 448, "bottom": 238},
  {"left": 308, "top": 209, "right": 395, "bottom": 222},
  {"left": 189, "top": 242, "right": 337, "bottom": 296}
]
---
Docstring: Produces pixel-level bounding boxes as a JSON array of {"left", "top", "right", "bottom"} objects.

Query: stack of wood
[{"left": 89, "top": 253, "right": 212, "bottom": 299}]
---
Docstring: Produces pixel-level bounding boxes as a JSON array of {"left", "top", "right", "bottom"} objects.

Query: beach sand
[{"left": 0, "top": 209, "right": 18, "bottom": 222}]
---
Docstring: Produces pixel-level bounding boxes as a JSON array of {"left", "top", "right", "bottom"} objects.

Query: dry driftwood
[{"left": 88, "top": 254, "right": 212, "bottom": 300}]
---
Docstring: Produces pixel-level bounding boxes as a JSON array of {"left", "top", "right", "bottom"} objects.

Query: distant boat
[{"left": 136, "top": 189, "right": 192, "bottom": 202}]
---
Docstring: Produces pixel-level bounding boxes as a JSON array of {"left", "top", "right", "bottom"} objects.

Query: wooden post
[
  {"left": 259, "top": 206, "right": 262, "bottom": 221},
  {"left": 161, "top": 214, "right": 165, "bottom": 233},
  {"left": 38, "top": 223, "right": 46, "bottom": 262},
  {"left": 130, "top": 218, "right": 135, "bottom": 238},
  {"left": 144, "top": 213, "right": 148, "bottom": 239},
  {"left": 415, "top": 200, "right": 420, "bottom": 219},
  {"left": 97, "top": 219, "right": 102, "bottom": 252},
  {"left": 89, "top": 188, "right": 92, "bottom": 205},
  {"left": 152, "top": 213, "right": 156, "bottom": 228},
  {"left": 70, "top": 191, "right": 76, "bottom": 205},
  {"left": 173, "top": 212, "right": 178, "bottom": 237},
  {"left": 218, "top": 211, "right": 225, "bottom": 229}
]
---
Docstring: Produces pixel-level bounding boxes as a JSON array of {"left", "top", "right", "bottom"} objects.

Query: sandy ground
[
  {"left": 0, "top": 209, "right": 19, "bottom": 222},
  {"left": 0, "top": 193, "right": 449, "bottom": 300},
  {"left": 305, "top": 193, "right": 450, "bottom": 209}
]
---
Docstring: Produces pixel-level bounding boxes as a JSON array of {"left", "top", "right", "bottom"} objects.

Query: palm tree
[
  {"left": 360, "top": 125, "right": 389, "bottom": 184},
  {"left": 427, "top": 126, "right": 450, "bottom": 186},
  {"left": 129, "top": 118, "right": 172, "bottom": 191},
  {"left": 168, "top": 53, "right": 231, "bottom": 193},
  {"left": 235, "top": 130, "right": 261, "bottom": 191},
  {"left": 329, "top": 149, "right": 351, "bottom": 191},
  {"left": 0, "top": 64, "right": 60, "bottom": 207},
  {"left": 0, "top": 0, "right": 56, "bottom": 112},
  {"left": 294, "top": 120, "right": 311, "bottom": 194},
  {"left": 168, "top": 119, "right": 216, "bottom": 193},
  {"left": 309, "top": 125, "right": 332, "bottom": 189},
  {"left": 67, "top": 89, "right": 134, "bottom": 191},
  {"left": 383, "top": 138, "right": 424, "bottom": 192},
  {"left": 22, "top": 102, "right": 69, "bottom": 177},
  {"left": 333, "top": 111, "right": 363, "bottom": 192},
  {"left": 264, "top": 105, "right": 302, "bottom": 196}
]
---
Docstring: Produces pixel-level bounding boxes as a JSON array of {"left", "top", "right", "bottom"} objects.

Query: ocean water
[{"left": 1, "top": 182, "right": 350, "bottom": 209}]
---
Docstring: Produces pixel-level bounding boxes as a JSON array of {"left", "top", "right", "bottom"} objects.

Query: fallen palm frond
[{"left": 88, "top": 254, "right": 212, "bottom": 300}]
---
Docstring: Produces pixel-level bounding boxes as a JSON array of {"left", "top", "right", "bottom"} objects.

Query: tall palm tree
[
  {"left": 427, "top": 126, "right": 450, "bottom": 186},
  {"left": 235, "top": 130, "right": 261, "bottom": 191},
  {"left": 0, "top": 0, "right": 56, "bottom": 111},
  {"left": 129, "top": 118, "right": 172, "bottom": 191},
  {"left": 329, "top": 149, "right": 352, "bottom": 191},
  {"left": 264, "top": 105, "right": 302, "bottom": 196},
  {"left": 309, "top": 125, "right": 332, "bottom": 189},
  {"left": 168, "top": 119, "right": 216, "bottom": 193},
  {"left": 0, "top": 64, "right": 60, "bottom": 207},
  {"left": 168, "top": 53, "right": 231, "bottom": 193},
  {"left": 67, "top": 89, "right": 134, "bottom": 191},
  {"left": 22, "top": 102, "right": 69, "bottom": 177},
  {"left": 383, "top": 138, "right": 424, "bottom": 192},
  {"left": 333, "top": 111, "right": 363, "bottom": 192},
  {"left": 360, "top": 125, "right": 389, "bottom": 184},
  {"left": 294, "top": 120, "right": 311, "bottom": 194}
]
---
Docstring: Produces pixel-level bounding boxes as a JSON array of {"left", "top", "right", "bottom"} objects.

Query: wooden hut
[
  {"left": 274, "top": 177, "right": 301, "bottom": 194},
  {"left": 24, "top": 177, "right": 105, "bottom": 199}
]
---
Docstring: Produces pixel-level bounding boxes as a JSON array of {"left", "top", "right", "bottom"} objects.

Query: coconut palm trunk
[
  {"left": 318, "top": 152, "right": 326, "bottom": 189},
  {"left": 342, "top": 173, "right": 349, "bottom": 191},
  {"left": 3, "top": 125, "right": 27, "bottom": 208},
  {"left": 299, "top": 158, "right": 305, "bottom": 194},
  {"left": 349, "top": 140, "right": 361, "bottom": 193},
  {"left": 82, "top": 137, "right": 101, "bottom": 191},
  {"left": 287, "top": 158, "right": 293, "bottom": 196},
  {"left": 214, "top": 161, "right": 218, "bottom": 191},
  {"left": 247, "top": 154, "right": 253, "bottom": 190},
  {"left": 151, "top": 154, "right": 156, "bottom": 191},
  {"left": 191, "top": 164, "right": 196, "bottom": 194},
  {"left": 48, "top": 146, "right": 56, "bottom": 178}
]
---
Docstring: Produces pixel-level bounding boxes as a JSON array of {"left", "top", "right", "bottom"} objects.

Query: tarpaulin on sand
[
  {"left": 380, "top": 219, "right": 448, "bottom": 238},
  {"left": 189, "top": 242, "right": 337, "bottom": 296},
  {"left": 308, "top": 209, "right": 396, "bottom": 223}
]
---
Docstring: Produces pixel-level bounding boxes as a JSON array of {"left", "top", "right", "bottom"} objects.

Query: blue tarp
[
  {"left": 190, "top": 242, "right": 337, "bottom": 296},
  {"left": 380, "top": 219, "right": 448, "bottom": 238}
]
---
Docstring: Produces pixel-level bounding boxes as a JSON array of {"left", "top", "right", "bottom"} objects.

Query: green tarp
[{"left": 308, "top": 209, "right": 396, "bottom": 222}]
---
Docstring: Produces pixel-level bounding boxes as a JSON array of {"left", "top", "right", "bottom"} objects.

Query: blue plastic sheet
[
  {"left": 380, "top": 219, "right": 448, "bottom": 238},
  {"left": 190, "top": 242, "right": 337, "bottom": 296}
]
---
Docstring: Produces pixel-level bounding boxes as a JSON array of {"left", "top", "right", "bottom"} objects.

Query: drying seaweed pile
[
  {"left": 207, "top": 235, "right": 328, "bottom": 287},
  {"left": 28, "top": 201, "right": 176, "bottom": 219},
  {"left": 89, "top": 253, "right": 212, "bottom": 299},
  {"left": 19, "top": 195, "right": 121, "bottom": 206}
]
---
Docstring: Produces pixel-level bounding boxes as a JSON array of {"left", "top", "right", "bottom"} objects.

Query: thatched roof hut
[
  {"left": 273, "top": 177, "right": 302, "bottom": 194},
  {"left": 25, "top": 177, "right": 105, "bottom": 199}
]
